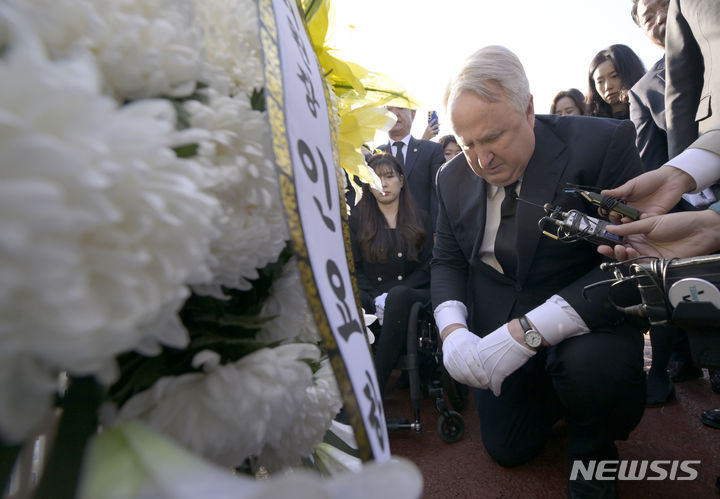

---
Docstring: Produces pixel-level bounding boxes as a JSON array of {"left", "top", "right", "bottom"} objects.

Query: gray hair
[{"left": 443, "top": 45, "right": 531, "bottom": 115}]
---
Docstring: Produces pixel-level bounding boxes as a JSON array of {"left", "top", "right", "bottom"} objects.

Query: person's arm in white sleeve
[{"left": 666, "top": 147, "right": 720, "bottom": 193}]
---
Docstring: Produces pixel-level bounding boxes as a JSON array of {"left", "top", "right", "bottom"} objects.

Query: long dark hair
[
  {"left": 356, "top": 153, "right": 427, "bottom": 263},
  {"left": 550, "top": 88, "right": 587, "bottom": 115},
  {"left": 438, "top": 134, "right": 458, "bottom": 150},
  {"left": 586, "top": 44, "right": 646, "bottom": 117}
]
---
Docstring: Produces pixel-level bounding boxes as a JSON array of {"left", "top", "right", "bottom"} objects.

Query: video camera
[
  {"left": 530, "top": 186, "right": 720, "bottom": 368},
  {"left": 594, "top": 255, "right": 720, "bottom": 368}
]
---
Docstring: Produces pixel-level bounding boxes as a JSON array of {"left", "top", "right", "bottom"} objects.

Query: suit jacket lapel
[
  {"left": 468, "top": 174, "right": 487, "bottom": 265},
  {"left": 404, "top": 137, "right": 419, "bottom": 178},
  {"left": 515, "top": 119, "right": 567, "bottom": 285}
]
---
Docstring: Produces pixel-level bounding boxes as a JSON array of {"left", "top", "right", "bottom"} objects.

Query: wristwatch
[{"left": 519, "top": 316, "right": 543, "bottom": 349}]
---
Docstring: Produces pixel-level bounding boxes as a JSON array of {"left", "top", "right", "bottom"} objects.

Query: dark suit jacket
[
  {"left": 349, "top": 211, "right": 432, "bottom": 313},
  {"left": 431, "top": 115, "right": 645, "bottom": 336},
  {"left": 629, "top": 56, "right": 668, "bottom": 171},
  {"left": 379, "top": 137, "right": 445, "bottom": 230},
  {"left": 666, "top": 0, "right": 720, "bottom": 157}
]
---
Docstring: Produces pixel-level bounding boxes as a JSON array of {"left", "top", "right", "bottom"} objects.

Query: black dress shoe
[
  {"left": 646, "top": 373, "right": 675, "bottom": 407},
  {"left": 568, "top": 445, "right": 619, "bottom": 499},
  {"left": 667, "top": 360, "right": 704, "bottom": 382},
  {"left": 568, "top": 475, "right": 618, "bottom": 499},
  {"left": 709, "top": 369, "right": 720, "bottom": 394},
  {"left": 701, "top": 408, "right": 720, "bottom": 429}
]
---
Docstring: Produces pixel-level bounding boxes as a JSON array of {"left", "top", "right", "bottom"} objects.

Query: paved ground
[{"left": 384, "top": 334, "right": 720, "bottom": 498}]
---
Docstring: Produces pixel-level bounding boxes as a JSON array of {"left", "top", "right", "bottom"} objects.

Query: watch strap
[{"left": 519, "top": 315, "right": 534, "bottom": 333}]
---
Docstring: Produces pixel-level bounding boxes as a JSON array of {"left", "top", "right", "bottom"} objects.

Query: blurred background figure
[
  {"left": 627, "top": 0, "right": 707, "bottom": 406},
  {"left": 379, "top": 106, "right": 445, "bottom": 231},
  {"left": 349, "top": 153, "right": 433, "bottom": 400},
  {"left": 438, "top": 134, "right": 462, "bottom": 163},
  {"left": 587, "top": 44, "right": 646, "bottom": 119},
  {"left": 550, "top": 88, "right": 587, "bottom": 116}
]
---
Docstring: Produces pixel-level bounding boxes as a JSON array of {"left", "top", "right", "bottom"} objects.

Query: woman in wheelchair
[{"left": 349, "top": 152, "right": 433, "bottom": 399}]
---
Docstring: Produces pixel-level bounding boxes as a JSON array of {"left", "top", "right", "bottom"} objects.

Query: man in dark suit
[
  {"left": 432, "top": 46, "right": 646, "bottom": 497},
  {"left": 628, "top": 0, "right": 703, "bottom": 405},
  {"left": 379, "top": 107, "right": 445, "bottom": 230},
  {"left": 665, "top": 0, "right": 720, "bottom": 159},
  {"left": 629, "top": 0, "right": 668, "bottom": 172}
]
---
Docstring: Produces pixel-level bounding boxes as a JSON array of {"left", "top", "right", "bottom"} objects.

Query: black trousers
[
  {"left": 374, "top": 286, "right": 430, "bottom": 398},
  {"left": 474, "top": 329, "right": 646, "bottom": 467}
]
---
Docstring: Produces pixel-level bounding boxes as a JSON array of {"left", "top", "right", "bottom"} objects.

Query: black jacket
[
  {"left": 629, "top": 57, "right": 668, "bottom": 171},
  {"left": 379, "top": 137, "right": 445, "bottom": 230},
  {"left": 349, "top": 210, "right": 432, "bottom": 313}
]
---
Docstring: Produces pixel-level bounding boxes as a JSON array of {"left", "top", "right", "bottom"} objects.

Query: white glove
[
  {"left": 441, "top": 328, "right": 490, "bottom": 388},
  {"left": 476, "top": 325, "right": 535, "bottom": 395},
  {"left": 442, "top": 326, "right": 535, "bottom": 396},
  {"left": 374, "top": 293, "right": 387, "bottom": 326}
]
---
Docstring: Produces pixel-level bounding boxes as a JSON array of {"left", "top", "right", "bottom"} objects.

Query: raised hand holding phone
[{"left": 422, "top": 110, "right": 439, "bottom": 140}]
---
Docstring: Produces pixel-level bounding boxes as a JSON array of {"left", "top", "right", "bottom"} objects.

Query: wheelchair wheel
[
  {"left": 442, "top": 368, "right": 468, "bottom": 412},
  {"left": 437, "top": 410, "right": 464, "bottom": 443}
]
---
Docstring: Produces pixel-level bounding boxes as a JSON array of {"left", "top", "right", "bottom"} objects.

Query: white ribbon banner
[{"left": 257, "top": 0, "right": 389, "bottom": 462}]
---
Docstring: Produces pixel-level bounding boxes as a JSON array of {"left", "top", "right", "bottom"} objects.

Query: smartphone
[{"left": 428, "top": 110, "right": 438, "bottom": 125}]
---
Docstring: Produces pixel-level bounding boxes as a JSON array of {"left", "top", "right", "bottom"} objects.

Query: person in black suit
[
  {"left": 379, "top": 107, "right": 445, "bottom": 230},
  {"left": 349, "top": 153, "right": 433, "bottom": 399},
  {"left": 629, "top": 0, "right": 704, "bottom": 404},
  {"left": 432, "top": 45, "right": 646, "bottom": 497}
]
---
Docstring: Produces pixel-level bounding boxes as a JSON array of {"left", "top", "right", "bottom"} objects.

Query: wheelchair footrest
[{"left": 386, "top": 417, "right": 422, "bottom": 433}]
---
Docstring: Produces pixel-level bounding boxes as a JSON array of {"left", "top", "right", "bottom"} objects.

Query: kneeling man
[{"left": 433, "top": 45, "right": 646, "bottom": 498}]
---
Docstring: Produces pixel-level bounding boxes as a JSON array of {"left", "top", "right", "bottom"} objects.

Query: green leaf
[
  {"left": 172, "top": 143, "right": 199, "bottom": 158},
  {"left": 251, "top": 88, "right": 266, "bottom": 112}
]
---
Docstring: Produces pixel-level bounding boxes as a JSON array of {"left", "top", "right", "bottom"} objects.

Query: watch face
[{"left": 525, "top": 330, "right": 542, "bottom": 348}]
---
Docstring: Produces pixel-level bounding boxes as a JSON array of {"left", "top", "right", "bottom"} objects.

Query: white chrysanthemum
[
  {"left": 193, "top": 0, "right": 264, "bottom": 95},
  {"left": 256, "top": 258, "right": 319, "bottom": 343},
  {"left": 79, "top": 421, "right": 424, "bottom": 499},
  {"left": 0, "top": 356, "right": 59, "bottom": 441},
  {"left": 259, "top": 358, "right": 342, "bottom": 470},
  {"left": 184, "top": 88, "right": 288, "bottom": 296},
  {"left": 19, "top": 0, "right": 203, "bottom": 100},
  {"left": 117, "top": 344, "right": 331, "bottom": 469},
  {"left": 0, "top": 8, "right": 218, "bottom": 441}
]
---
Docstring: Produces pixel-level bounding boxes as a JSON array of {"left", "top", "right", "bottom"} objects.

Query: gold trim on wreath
[{"left": 257, "top": 0, "right": 375, "bottom": 462}]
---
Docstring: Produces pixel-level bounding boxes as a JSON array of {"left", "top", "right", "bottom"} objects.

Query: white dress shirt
[
  {"left": 668, "top": 147, "right": 720, "bottom": 193},
  {"left": 390, "top": 134, "right": 411, "bottom": 163}
]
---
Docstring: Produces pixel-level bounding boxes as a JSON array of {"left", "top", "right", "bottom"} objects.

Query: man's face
[
  {"left": 637, "top": 0, "right": 668, "bottom": 49},
  {"left": 449, "top": 89, "right": 535, "bottom": 187},
  {"left": 387, "top": 106, "right": 415, "bottom": 138}
]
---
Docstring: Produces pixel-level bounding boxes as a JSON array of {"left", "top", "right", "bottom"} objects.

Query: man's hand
[
  {"left": 374, "top": 292, "right": 387, "bottom": 325},
  {"left": 597, "top": 209, "right": 720, "bottom": 261},
  {"left": 601, "top": 165, "right": 697, "bottom": 221},
  {"left": 441, "top": 325, "right": 535, "bottom": 395},
  {"left": 441, "top": 327, "right": 490, "bottom": 388}
]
